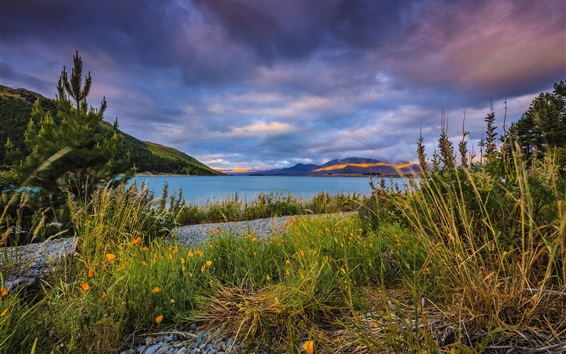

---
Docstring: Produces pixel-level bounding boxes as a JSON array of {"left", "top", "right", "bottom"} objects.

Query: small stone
[
  {"left": 154, "top": 345, "right": 171, "bottom": 354},
  {"left": 144, "top": 343, "right": 163, "bottom": 354},
  {"left": 119, "top": 349, "right": 136, "bottom": 354},
  {"left": 176, "top": 348, "right": 188, "bottom": 354},
  {"left": 189, "top": 323, "right": 198, "bottom": 331}
]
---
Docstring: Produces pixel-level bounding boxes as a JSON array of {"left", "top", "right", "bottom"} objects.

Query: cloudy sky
[{"left": 2, "top": 0, "right": 565, "bottom": 171}]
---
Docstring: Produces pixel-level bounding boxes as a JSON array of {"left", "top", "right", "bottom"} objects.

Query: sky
[{"left": 1, "top": 0, "right": 565, "bottom": 172}]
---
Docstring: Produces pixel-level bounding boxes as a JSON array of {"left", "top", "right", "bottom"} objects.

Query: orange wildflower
[
  {"left": 132, "top": 237, "right": 142, "bottom": 245},
  {"left": 81, "top": 283, "right": 90, "bottom": 291},
  {"left": 142, "top": 246, "right": 149, "bottom": 252},
  {"left": 266, "top": 275, "right": 271, "bottom": 281},
  {"left": 188, "top": 250, "right": 194, "bottom": 257},
  {"left": 88, "top": 269, "right": 94, "bottom": 278},
  {"left": 285, "top": 269, "right": 290, "bottom": 276},
  {"left": 0, "top": 287, "right": 7, "bottom": 296},
  {"left": 152, "top": 287, "right": 161, "bottom": 293},
  {"left": 181, "top": 258, "right": 185, "bottom": 264},
  {"left": 302, "top": 340, "right": 315, "bottom": 354},
  {"left": 206, "top": 260, "right": 212, "bottom": 266},
  {"left": 106, "top": 253, "right": 116, "bottom": 261},
  {"left": 155, "top": 315, "right": 163, "bottom": 324},
  {"left": 0, "top": 308, "right": 8, "bottom": 317},
  {"left": 142, "top": 261, "right": 148, "bottom": 266},
  {"left": 101, "top": 292, "right": 108, "bottom": 301}
]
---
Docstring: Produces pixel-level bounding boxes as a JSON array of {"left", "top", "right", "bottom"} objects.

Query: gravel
[
  {"left": 0, "top": 237, "right": 78, "bottom": 291},
  {"left": 172, "top": 215, "right": 304, "bottom": 247}
]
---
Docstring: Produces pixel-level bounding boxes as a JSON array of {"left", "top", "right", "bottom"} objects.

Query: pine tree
[
  {"left": 438, "top": 110, "right": 455, "bottom": 169},
  {"left": 18, "top": 51, "right": 130, "bottom": 200},
  {"left": 509, "top": 81, "right": 566, "bottom": 167},
  {"left": 458, "top": 113, "right": 470, "bottom": 168},
  {"left": 484, "top": 112, "right": 497, "bottom": 163}
]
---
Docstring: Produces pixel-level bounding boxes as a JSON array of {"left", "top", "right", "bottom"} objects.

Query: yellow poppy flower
[
  {"left": 106, "top": 253, "right": 116, "bottom": 261},
  {"left": 155, "top": 315, "right": 163, "bottom": 324}
]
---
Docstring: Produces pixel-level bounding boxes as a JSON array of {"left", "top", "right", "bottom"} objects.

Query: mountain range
[
  {"left": 230, "top": 157, "right": 420, "bottom": 176},
  {"left": 0, "top": 85, "right": 223, "bottom": 175}
]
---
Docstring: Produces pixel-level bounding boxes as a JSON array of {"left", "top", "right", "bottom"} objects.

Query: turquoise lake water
[{"left": 130, "top": 175, "right": 410, "bottom": 205}]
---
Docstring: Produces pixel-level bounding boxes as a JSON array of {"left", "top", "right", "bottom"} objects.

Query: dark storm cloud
[
  {"left": 193, "top": 0, "right": 411, "bottom": 63},
  {"left": 2, "top": 0, "right": 564, "bottom": 170}
]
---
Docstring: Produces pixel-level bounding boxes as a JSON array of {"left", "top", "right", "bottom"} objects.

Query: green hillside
[{"left": 0, "top": 85, "right": 223, "bottom": 175}]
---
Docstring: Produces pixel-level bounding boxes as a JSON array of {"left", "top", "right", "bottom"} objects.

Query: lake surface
[{"left": 130, "top": 175, "right": 409, "bottom": 205}]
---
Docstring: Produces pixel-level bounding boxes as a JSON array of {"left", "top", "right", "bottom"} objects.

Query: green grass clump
[{"left": 176, "top": 191, "right": 362, "bottom": 225}]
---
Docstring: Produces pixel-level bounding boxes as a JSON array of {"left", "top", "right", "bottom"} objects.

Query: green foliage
[
  {"left": 176, "top": 191, "right": 361, "bottom": 225},
  {"left": 509, "top": 81, "right": 566, "bottom": 168},
  {"left": 0, "top": 282, "right": 44, "bottom": 354},
  {"left": 0, "top": 85, "right": 221, "bottom": 177},
  {"left": 16, "top": 52, "right": 131, "bottom": 202},
  {"left": 365, "top": 109, "right": 566, "bottom": 349},
  {"left": 0, "top": 89, "right": 57, "bottom": 166}
]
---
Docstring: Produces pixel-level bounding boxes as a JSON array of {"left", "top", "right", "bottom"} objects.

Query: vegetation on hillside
[
  {"left": 0, "top": 87, "right": 221, "bottom": 177},
  {"left": 11, "top": 52, "right": 129, "bottom": 201},
  {"left": 1, "top": 73, "right": 565, "bottom": 353}
]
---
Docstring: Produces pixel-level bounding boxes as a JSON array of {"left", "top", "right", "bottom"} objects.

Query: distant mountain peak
[{"left": 229, "top": 157, "right": 419, "bottom": 176}]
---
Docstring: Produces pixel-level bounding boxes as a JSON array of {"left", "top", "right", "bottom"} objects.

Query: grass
[
  {"left": 1, "top": 144, "right": 565, "bottom": 352},
  {"left": 176, "top": 190, "right": 362, "bottom": 225}
]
